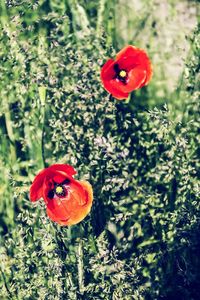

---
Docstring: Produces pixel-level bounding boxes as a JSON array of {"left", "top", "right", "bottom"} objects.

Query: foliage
[{"left": 0, "top": 1, "right": 199, "bottom": 299}]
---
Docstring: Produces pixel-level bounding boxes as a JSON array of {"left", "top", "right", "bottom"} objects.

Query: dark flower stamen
[
  {"left": 48, "top": 180, "right": 70, "bottom": 199},
  {"left": 63, "top": 179, "right": 70, "bottom": 185},
  {"left": 114, "top": 63, "right": 120, "bottom": 72},
  {"left": 54, "top": 184, "right": 66, "bottom": 197},
  {"left": 48, "top": 189, "right": 54, "bottom": 199},
  {"left": 113, "top": 64, "right": 127, "bottom": 84}
]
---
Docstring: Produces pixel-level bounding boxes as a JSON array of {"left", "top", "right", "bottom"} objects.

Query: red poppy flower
[
  {"left": 100, "top": 45, "right": 152, "bottom": 100},
  {"left": 30, "top": 164, "right": 93, "bottom": 226}
]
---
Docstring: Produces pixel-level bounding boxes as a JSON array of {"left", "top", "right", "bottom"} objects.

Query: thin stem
[
  {"left": 96, "top": 0, "right": 106, "bottom": 37},
  {"left": 41, "top": 106, "right": 47, "bottom": 168},
  {"left": 4, "top": 101, "right": 17, "bottom": 163},
  {"left": 54, "top": 227, "right": 68, "bottom": 297},
  {"left": 77, "top": 238, "right": 85, "bottom": 295},
  {"left": 0, "top": 267, "right": 12, "bottom": 298}
]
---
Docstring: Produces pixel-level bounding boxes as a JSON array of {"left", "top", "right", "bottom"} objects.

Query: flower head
[
  {"left": 30, "top": 164, "right": 93, "bottom": 226},
  {"left": 100, "top": 45, "right": 153, "bottom": 100}
]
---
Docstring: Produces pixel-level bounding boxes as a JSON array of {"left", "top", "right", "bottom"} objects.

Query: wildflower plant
[{"left": 0, "top": 1, "right": 199, "bottom": 300}]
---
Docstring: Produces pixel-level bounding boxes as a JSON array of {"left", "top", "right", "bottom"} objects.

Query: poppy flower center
[
  {"left": 47, "top": 179, "right": 70, "bottom": 199},
  {"left": 55, "top": 185, "right": 65, "bottom": 195},
  {"left": 119, "top": 70, "right": 127, "bottom": 78},
  {"left": 113, "top": 64, "right": 127, "bottom": 83}
]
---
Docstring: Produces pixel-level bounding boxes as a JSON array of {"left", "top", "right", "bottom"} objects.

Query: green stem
[
  {"left": 96, "top": 0, "right": 106, "bottom": 37},
  {"left": 38, "top": 86, "right": 47, "bottom": 168},
  {"left": 4, "top": 101, "right": 17, "bottom": 163},
  {"left": 0, "top": 266, "right": 12, "bottom": 298},
  {"left": 41, "top": 105, "right": 47, "bottom": 168},
  {"left": 77, "top": 238, "right": 85, "bottom": 295}
]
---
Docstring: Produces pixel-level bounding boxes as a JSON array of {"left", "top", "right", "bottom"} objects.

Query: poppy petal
[
  {"left": 46, "top": 207, "right": 70, "bottom": 224},
  {"left": 100, "top": 46, "right": 152, "bottom": 99},
  {"left": 108, "top": 68, "right": 146, "bottom": 94},
  {"left": 48, "top": 164, "right": 77, "bottom": 177},
  {"left": 30, "top": 169, "right": 47, "bottom": 202},
  {"left": 117, "top": 52, "right": 150, "bottom": 70},
  {"left": 101, "top": 58, "right": 129, "bottom": 98},
  {"left": 116, "top": 46, "right": 152, "bottom": 85},
  {"left": 53, "top": 174, "right": 67, "bottom": 184},
  {"left": 68, "top": 181, "right": 87, "bottom": 206},
  {"left": 79, "top": 181, "right": 93, "bottom": 207},
  {"left": 30, "top": 164, "right": 76, "bottom": 202},
  {"left": 139, "top": 59, "right": 153, "bottom": 87},
  {"left": 30, "top": 164, "right": 93, "bottom": 226},
  {"left": 46, "top": 200, "right": 71, "bottom": 225},
  {"left": 102, "top": 79, "right": 129, "bottom": 99},
  {"left": 116, "top": 45, "right": 138, "bottom": 60},
  {"left": 47, "top": 194, "right": 70, "bottom": 219},
  {"left": 100, "top": 59, "right": 116, "bottom": 81},
  {"left": 124, "top": 67, "right": 147, "bottom": 91},
  {"left": 65, "top": 180, "right": 93, "bottom": 226},
  {"left": 46, "top": 180, "right": 93, "bottom": 226}
]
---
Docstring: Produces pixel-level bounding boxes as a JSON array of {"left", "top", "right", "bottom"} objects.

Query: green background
[{"left": 0, "top": 0, "right": 199, "bottom": 299}]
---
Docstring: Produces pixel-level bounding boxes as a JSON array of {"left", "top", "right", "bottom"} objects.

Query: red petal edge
[{"left": 30, "top": 164, "right": 77, "bottom": 202}]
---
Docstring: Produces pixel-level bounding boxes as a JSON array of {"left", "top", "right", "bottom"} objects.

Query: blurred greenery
[{"left": 0, "top": 0, "right": 199, "bottom": 299}]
